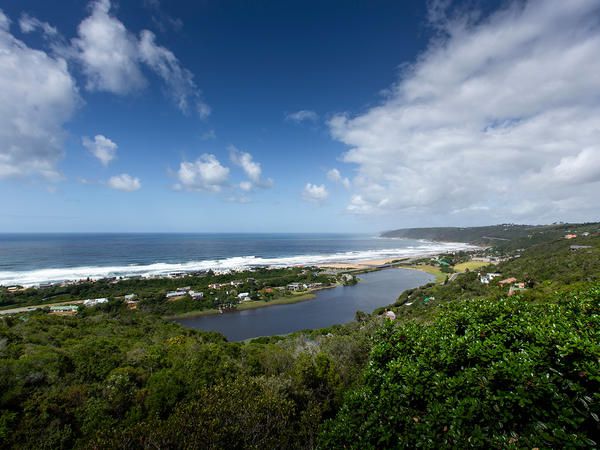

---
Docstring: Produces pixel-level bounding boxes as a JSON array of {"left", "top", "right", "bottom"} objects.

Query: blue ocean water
[{"left": 0, "top": 233, "right": 473, "bottom": 286}]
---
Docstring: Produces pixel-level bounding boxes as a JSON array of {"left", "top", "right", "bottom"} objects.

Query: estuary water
[
  {"left": 0, "top": 233, "right": 472, "bottom": 286},
  {"left": 175, "top": 268, "right": 434, "bottom": 341}
]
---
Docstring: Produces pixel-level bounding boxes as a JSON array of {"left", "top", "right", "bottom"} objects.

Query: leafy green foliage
[{"left": 321, "top": 287, "right": 600, "bottom": 448}]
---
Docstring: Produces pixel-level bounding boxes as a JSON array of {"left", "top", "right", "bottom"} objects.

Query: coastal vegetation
[{"left": 0, "top": 223, "right": 599, "bottom": 448}]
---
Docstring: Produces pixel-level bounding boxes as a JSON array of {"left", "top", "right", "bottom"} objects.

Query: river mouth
[{"left": 175, "top": 268, "right": 434, "bottom": 341}]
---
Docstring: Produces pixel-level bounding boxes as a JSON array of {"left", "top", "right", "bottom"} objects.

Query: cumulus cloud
[
  {"left": 0, "top": 10, "right": 80, "bottom": 180},
  {"left": 303, "top": 183, "right": 329, "bottom": 203},
  {"left": 71, "top": 0, "right": 208, "bottom": 116},
  {"left": 285, "top": 110, "right": 318, "bottom": 124},
  {"left": 73, "top": 0, "right": 145, "bottom": 94},
  {"left": 175, "top": 154, "right": 230, "bottom": 192},
  {"left": 107, "top": 173, "right": 141, "bottom": 191},
  {"left": 229, "top": 145, "right": 273, "bottom": 189},
  {"left": 329, "top": 0, "right": 600, "bottom": 223},
  {"left": 82, "top": 134, "right": 117, "bottom": 166},
  {"left": 327, "top": 168, "right": 351, "bottom": 189}
]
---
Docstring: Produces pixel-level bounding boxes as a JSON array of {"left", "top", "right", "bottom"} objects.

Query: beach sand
[{"left": 316, "top": 257, "right": 408, "bottom": 270}]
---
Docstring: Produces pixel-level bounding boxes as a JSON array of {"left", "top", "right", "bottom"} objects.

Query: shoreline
[
  {"left": 166, "top": 292, "right": 319, "bottom": 319},
  {"left": 0, "top": 242, "right": 478, "bottom": 288}
]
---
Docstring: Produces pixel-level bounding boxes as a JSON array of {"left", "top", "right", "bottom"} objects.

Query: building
[
  {"left": 287, "top": 283, "right": 305, "bottom": 291},
  {"left": 49, "top": 305, "right": 79, "bottom": 315},
  {"left": 479, "top": 273, "right": 501, "bottom": 284},
  {"left": 384, "top": 310, "right": 396, "bottom": 320},
  {"left": 498, "top": 277, "right": 517, "bottom": 286},
  {"left": 565, "top": 234, "right": 577, "bottom": 239},
  {"left": 570, "top": 245, "right": 592, "bottom": 251},
  {"left": 124, "top": 294, "right": 137, "bottom": 301},
  {"left": 83, "top": 298, "right": 109, "bottom": 307},
  {"left": 189, "top": 290, "right": 204, "bottom": 300},
  {"left": 166, "top": 291, "right": 185, "bottom": 299},
  {"left": 237, "top": 292, "right": 250, "bottom": 301}
]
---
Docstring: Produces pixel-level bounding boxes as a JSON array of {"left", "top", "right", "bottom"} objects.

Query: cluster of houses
[
  {"left": 48, "top": 294, "right": 138, "bottom": 316},
  {"left": 286, "top": 282, "right": 324, "bottom": 291},
  {"left": 565, "top": 231, "right": 591, "bottom": 239},
  {"left": 478, "top": 272, "right": 530, "bottom": 296},
  {"left": 165, "top": 286, "right": 204, "bottom": 300}
]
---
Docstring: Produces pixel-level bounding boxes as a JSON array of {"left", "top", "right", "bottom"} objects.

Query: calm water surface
[{"left": 176, "top": 268, "right": 433, "bottom": 341}]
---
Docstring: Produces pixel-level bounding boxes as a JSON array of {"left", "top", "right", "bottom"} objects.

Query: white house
[
  {"left": 237, "top": 292, "right": 250, "bottom": 301},
  {"left": 189, "top": 290, "right": 204, "bottom": 299},
  {"left": 83, "top": 298, "right": 109, "bottom": 307}
]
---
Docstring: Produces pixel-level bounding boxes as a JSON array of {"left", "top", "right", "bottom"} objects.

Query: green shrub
[{"left": 321, "top": 287, "right": 600, "bottom": 449}]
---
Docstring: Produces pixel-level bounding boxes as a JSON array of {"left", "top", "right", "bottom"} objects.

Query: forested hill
[{"left": 381, "top": 222, "right": 600, "bottom": 247}]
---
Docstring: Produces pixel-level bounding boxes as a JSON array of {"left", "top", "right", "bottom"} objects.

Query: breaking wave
[{"left": 0, "top": 241, "right": 476, "bottom": 286}]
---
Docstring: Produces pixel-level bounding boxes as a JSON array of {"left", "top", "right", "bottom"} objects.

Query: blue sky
[{"left": 1, "top": 0, "right": 600, "bottom": 232}]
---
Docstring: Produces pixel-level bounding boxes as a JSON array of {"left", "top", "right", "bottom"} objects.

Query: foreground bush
[{"left": 321, "top": 287, "right": 600, "bottom": 448}]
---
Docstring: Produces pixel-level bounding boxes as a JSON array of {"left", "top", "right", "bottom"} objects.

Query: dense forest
[{"left": 1, "top": 226, "right": 599, "bottom": 448}]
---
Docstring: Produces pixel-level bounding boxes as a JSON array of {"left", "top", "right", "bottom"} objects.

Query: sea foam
[{"left": 0, "top": 241, "right": 476, "bottom": 287}]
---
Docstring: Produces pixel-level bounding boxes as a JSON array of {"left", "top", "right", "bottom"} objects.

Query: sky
[{"left": 1, "top": 0, "right": 599, "bottom": 233}]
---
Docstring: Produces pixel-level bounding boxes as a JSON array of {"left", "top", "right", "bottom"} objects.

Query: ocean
[{"left": 0, "top": 233, "right": 474, "bottom": 286}]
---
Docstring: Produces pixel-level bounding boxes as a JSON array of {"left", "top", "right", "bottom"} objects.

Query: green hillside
[{"left": 1, "top": 231, "right": 599, "bottom": 448}]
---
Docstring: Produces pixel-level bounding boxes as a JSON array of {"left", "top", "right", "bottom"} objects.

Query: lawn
[{"left": 453, "top": 260, "right": 491, "bottom": 272}]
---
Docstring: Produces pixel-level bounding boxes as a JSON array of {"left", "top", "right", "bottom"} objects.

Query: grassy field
[
  {"left": 453, "top": 260, "right": 491, "bottom": 272},
  {"left": 399, "top": 264, "right": 446, "bottom": 283}
]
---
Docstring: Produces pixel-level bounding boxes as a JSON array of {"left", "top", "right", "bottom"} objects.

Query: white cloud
[
  {"left": 0, "top": 10, "right": 80, "bottom": 180},
  {"left": 285, "top": 110, "right": 318, "bottom": 124},
  {"left": 73, "top": 0, "right": 145, "bottom": 94},
  {"left": 107, "top": 173, "right": 141, "bottom": 191},
  {"left": 239, "top": 181, "right": 253, "bottom": 191},
  {"left": 82, "top": 134, "right": 117, "bottom": 166},
  {"left": 229, "top": 145, "right": 273, "bottom": 189},
  {"left": 175, "top": 154, "right": 230, "bottom": 192},
  {"left": 19, "top": 13, "right": 58, "bottom": 37},
  {"left": 71, "top": 0, "right": 208, "bottom": 116},
  {"left": 138, "top": 29, "right": 209, "bottom": 116},
  {"left": 327, "top": 168, "right": 351, "bottom": 189},
  {"left": 329, "top": 0, "right": 600, "bottom": 223},
  {"left": 303, "top": 183, "right": 329, "bottom": 203}
]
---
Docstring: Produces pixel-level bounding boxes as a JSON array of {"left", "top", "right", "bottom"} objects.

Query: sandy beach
[{"left": 316, "top": 257, "right": 409, "bottom": 270}]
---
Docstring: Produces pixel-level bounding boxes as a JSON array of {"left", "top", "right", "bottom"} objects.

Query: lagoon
[{"left": 175, "top": 268, "right": 434, "bottom": 341}]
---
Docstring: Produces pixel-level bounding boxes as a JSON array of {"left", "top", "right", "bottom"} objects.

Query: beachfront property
[
  {"left": 189, "top": 290, "right": 204, "bottom": 300},
  {"left": 237, "top": 292, "right": 251, "bottom": 301},
  {"left": 83, "top": 298, "right": 109, "bottom": 307}
]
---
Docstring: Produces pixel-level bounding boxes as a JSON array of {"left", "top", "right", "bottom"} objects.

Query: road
[{"left": 0, "top": 300, "right": 85, "bottom": 315}]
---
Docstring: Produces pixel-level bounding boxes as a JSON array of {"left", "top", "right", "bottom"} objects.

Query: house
[
  {"left": 570, "top": 245, "right": 592, "bottom": 251},
  {"left": 125, "top": 300, "right": 138, "bottom": 310},
  {"left": 237, "top": 292, "right": 250, "bottom": 301},
  {"left": 565, "top": 234, "right": 577, "bottom": 239},
  {"left": 498, "top": 277, "right": 517, "bottom": 286},
  {"left": 582, "top": 232, "right": 590, "bottom": 237},
  {"left": 230, "top": 280, "right": 244, "bottom": 287},
  {"left": 208, "top": 283, "right": 223, "bottom": 290},
  {"left": 83, "top": 298, "right": 109, "bottom": 307},
  {"left": 384, "top": 310, "right": 396, "bottom": 320},
  {"left": 189, "top": 290, "right": 204, "bottom": 300},
  {"left": 166, "top": 291, "right": 185, "bottom": 299},
  {"left": 479, "top": 273, "right": 501, "bottom": 284},
  {"left": 508, "top": 283, "right": 527, "bottom": 296},
  {"left": 49, "top": 305, "right": 79, "bottom": 315},
  {"left": 124, "top": 294, "right": 137, "bottom": 301},
  {"left": 287, "top": 283, "right": 305, "bottom": 291},
  {"left": 177, "top": 286, "right": 191, "bottom": 292}
]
